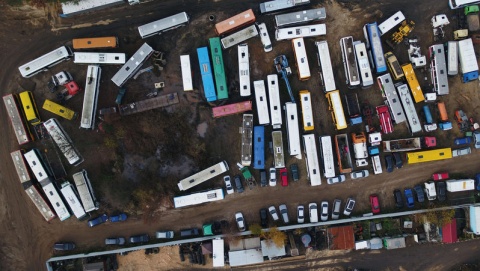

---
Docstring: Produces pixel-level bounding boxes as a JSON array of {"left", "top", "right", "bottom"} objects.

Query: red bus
[
  {"left": 215, "top": 9, "right": 256, "bottom": 36},
  {"left": 212, "top": 101, "right": 252, "bottom": 118},
  {"left": 376, "top": 105, "right": 393, "bottom": 134}
]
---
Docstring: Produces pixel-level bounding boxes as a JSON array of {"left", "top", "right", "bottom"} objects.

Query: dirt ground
[{"left": 1, "top": 0, "right": 480, "bottom": 270}]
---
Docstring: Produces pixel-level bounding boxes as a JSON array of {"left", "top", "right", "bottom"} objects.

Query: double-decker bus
[
  {"left": 73, "top": 52, "right": 126, "bottom": 65},
  {"left": 315, "top": 41, "right": 336, "bottom": 92},
  {"left": 72, "top": 36, "right": 118, "bottom": 50},
  {"left": 174, "top": 188, "right": 225, "bottom": 208},
  {"left": 43, "top": 118, "right": 84, "bottom": 166},
  {"left": 42, "top": 99, "right": 77, "bottom": 120},
  {"left": 363, "top": 22, "right": 387, "bottom": 73},
  {"left": 215, "top": 9, "right": 255, "bottom": 35},
  {"left": 238, "top": 44, "right": 251, "bottom": 96},
  {"left": 319, "top": 136, "right": 335, "bottom": 178},
  {"left": 340, "top": 36, "right": 360, "bottom": 88},
  {"left": 60, "top": 182, "right": 87, "bottom": 219},
  {"left": 177, "top": 161, "right": 229, "bottom": 191},
  {"left": 253, "top": 80, "right": 270, "bottom": 125},
  {"left": 18, "top": 46, "right": 72, "bottom": 78},
  {"left": 292, "top": 37, "right": 311, "bottom": 80},
  {"left": 220, "top": 25, "right": 259, "bottom": 49},
  {"left": 272, "top": 131, "right": 285, "bottom": 168},
  {"left": 401, "top": 63, "right": 425, "bottom": 103},
  {"left": 377, "top": 11, "right": 405, "bottom": 36},
  {"left": 72, "top": 170, "right": 99, "bottom": 213},
  {"left": 197, "top": 47, "right": 217, "bottom": 102},
  {"left": 397, "top": 84, "right": 422, "bottom": 134},
  {"left": 406, "top": 148, "right": 453, "bottom": 164},
  {"left": 275, "top": 8, "right": 326, "bottom": 28},
  {"left": 138, "top": 12, "right": 189, "bottom": 39},
  {"left": 376, "top": 105, "right": 393, "bottom": 134},
  {"left": 275, "top": 24, "right": 326, "bottom": 41},
  {"left": 429, "top": 44, "right": 449, "bottom": 95},
  {"left": 18, "top": 91, "right": 41, "bottom": 126},
  {"left": 377, "top": 73, "right": 406, "bottom": 124},
  {"left": 260, "top": 0, "right": 310, "bottom": 14},
  {"left": 80, "top": 65, "right": 101, "bottom": 129},
  {"left": 209, "top": 37, "right": 228, "bottom": 100},
  {"left": 253, "top": 126, "right": 265, "bottom": 170},
  {"left": 354, "top": 42, "right": 374, "bottom": 87},
  {"left": 241, "top": 114, "right": 253, "bottom": 167},
  {"left": 325, "top": 90, "right": 347, "bottom": 130},
  {"left": 299, "top": 90, "right": 314, "bottom": 131},
  {"left": 285, "top": 102, "right": 302, "bottom": 158},
  {"left": 3, "top": 94, "right": 31, "bottom": 145},
  {"left": 180, "top": 55, "right": 193, "bottom": 91},
  {"left": 111, "top": 43, "right": 154, "bottom": 87},
  {"left": 302, "top": 134, "right": 322, "bottom": 186},
  {"left": 267, "top": 74, "right": 282, "bottom": 129},
  {"left": 212, "top": 101, "right": 252, "bottom": 118}
]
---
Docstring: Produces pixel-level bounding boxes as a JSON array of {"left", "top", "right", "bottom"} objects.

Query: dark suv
[
  {"left": 436, "top": 181, "right": 447, "bottom": 202},
  {"left": 290, "top": 164, "right": 299, "bottom": 182},
  {"left": 385, "top": 155, "right": 394, "bottom": 173},
  {"left": 260, "top": 170, "right": 267, "bottom": 187},
  {"left": 260, "top": 208, "right": 268, "bottom": 228},
  {"left": 180, "top": 228, "right": 200, "bottom": 237},
  {"left": 413, "top": 185, "right": 425, "bottom": 203},
  {"left": 393, "top": 189, "right": 404, "bottom": 208},
  {"left": 54, "top": 242, "right": 75, "bottom": 251},
  {"left": 234, "top": 175, "right": 244, "bottom": 193},
  {"left": 392, "top": 153, "right": 403, "bottom": 169},
  {"left": 129, "top": 234, "right": 149, "bottom": 244}
]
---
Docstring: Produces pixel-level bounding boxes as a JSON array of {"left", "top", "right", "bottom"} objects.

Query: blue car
[
  {"left": 475, "top": 173, "right": 480, "bottom": 191},
  {"left": 454, "top": 137, "right": 472, "bottom": 146},
  {"left": 110, "top": 213, "right": 127, "bottom": 222},
  {"left": 404, "top": 188, "right": 415, "bottom": 208},
  {"left": 88, "top": 214, "right": 108, "bottom": 227}
]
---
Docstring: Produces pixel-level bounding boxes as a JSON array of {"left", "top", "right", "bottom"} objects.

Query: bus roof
[
  {"left": 215, "top": 9, "right": 255, "bottom": 35},
  {"left": 72, "top": 36, "right": 118, "bottom": 49}
]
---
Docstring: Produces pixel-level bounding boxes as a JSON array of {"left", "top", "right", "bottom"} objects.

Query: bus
[
  {"left": 209, "top": 38, "right": 228, "bottom": 100},
  {"left": 275, "top": 8, "right": 326, "bottom": 28},
  {"left": 267, "top": 74, "right": 282, "bottom": 129},
  {"left": 42, "top": 181, "right": 71, "bottom": 221},
  {"left": 378, "top": 11, "right": 405, "bottom": 36},
  {"left": 299, "top": 90, "right": 314, "bottom": 131},
  {"left": 72, "top": 36, "right": 118, "bottom": 50},
  {"left": 315, "top": 41, "right": 336, "bottom": 92},
  {"left": 376, "top": 105, "right": 393, "bottom": 134},
  {"left": 377, "top": 73, "right": 406, "bottom": 124},
  {"left": 215, "top": 9, "right": 255, "bottom": 35},
  {"left": 238, "top": 44, "right": 251, "bottom": 96},
  {"left": 340, "top": 36, "right": 360, "bottom": 88},
  {"left": 177, "top": 161, "right": 229, "bottom": 191},
  {"left": 354, "top": 42, "right": 374, "bottom": 87},
  {"left": 401, "top": 63, "right": 425, "bottom": 103},
  {"left": 253, "top": 80, "right": 270, "bottom": 125},
  {"left": 43, "top": 118, "right": 84, "bottom": 166},
  {"left": 60, "top": 182, "right": 86, "bottom": 219},
  {"left": 292, "top": 38, "right": 311, "bottom": 80},
  {"left": 220, "top": 25, "right": 259, "bottom": 49},
  {"left": 429, "top": 44, "right": 449, "bottom": 96},
  {"left": 173, "top": 188, "right": 225, "bottom": 208},
  {"left": 406, "top": 148, "right": 453, "bottom": 164},
  {"left": 363, "top": 22, "right": 387, "bottom": 73},
  {"left": 275, "top": 24, "right": 326, "bottom": 41},
  {"left": 319, "top": 136, "right": 335, "bottom": 178},
  {"left": 285, "top": 102, "right": 302, "bottom": 158},
  {"left": 72, "top": 170, "right": 99, "bottom": 213},
  {"left": 80, "top": 65, "right": 101, "bottom": 129},
  {"left": 18, "top": 46, "right": 72, "bottom": 78},
  {"left": 73, "top": 52, "right": 126, "bottom": 65},
  {"left": 212, "top": 101, "right": 252, "bottom": 118},
  {"left": 111, "top": 43, "right": 154, "bottom": 87},
  {"left": 42, "top": 99, "right": 77, "bottom": 120},
  {"left": 23, "top": 149, "right": 50, "bottom": 182},
  {"left": 241, "top": 114, "right": 253, "bottom": 167},
  {"left": 446, "top": 41, "right": 458, "bottom": 76},
  {"left": 272, "top": 131, "right": 285, "bottom": 168},
  {"left": 180, "top": 55, "right": 193, "bottom": 91},
  {"left": 18, "top": 91, "right": 41, "bottom": 126},
  {"left": 260, "top": 0, "right": 310, "bottom": 14},
  {"left": 138, "top": 12, "right": 189, "bottom": 39},
  {"left": 449, "top": 0, "right": 480, "bottom": 9},
  {"left": 3, "top": 94, "right": 31, "bottom": 145},
  {"left": 253, "top": 126, "right": 265, "bottom": 169},
  {"left": 397, "top": 84, "right": 422, "bottom": 134},
  {"left": 325, "top": 90, "right": 347, "bottom": 130},
  {"left": 197, "top": 47, "right": 217, "bottom": 102},
  {"left": 302, "top": 134, "right": 322, "bottom": 186}
]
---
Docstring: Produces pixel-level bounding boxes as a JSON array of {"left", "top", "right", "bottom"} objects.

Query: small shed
[
  {"left": 228, "top": 249, "right": 264, "bottom": 267},
  {"left": 442, "top": 219, "right": 458, "bottom": 243},
  {"left": 261, "top": 240, "right": 286, "bottom": 259}
]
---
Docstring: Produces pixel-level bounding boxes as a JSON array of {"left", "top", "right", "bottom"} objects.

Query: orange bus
[
  {"left": 437, "top": 101, "right": 448, "bottom": 121},
  {"left": 215, "top": 9, "right": 256, "bottom": 36},
  {"left": 72, "top": 36, "right": 118, "bottom": 50}
]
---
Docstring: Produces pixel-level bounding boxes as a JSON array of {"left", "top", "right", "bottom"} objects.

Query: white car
[
  {"left": 279, "top": 204, "right": 289, "bottom": 224},
  {"left": 268, "top": 205, "right": 279, "bottom": 221},
  {"left": 350, "top": 170, "right": 369, "bottom": 179},
  {"left": 269, "top": 168, "right": 277, "bottom": 186},
  {"left": 320, "top": 201, "right": 329, "bottom": 221},
  {"left": 223, "top": 176, "right": 234, "bottom": 194},
  {"left": 327, "top": 174, "right": 346, "bottom": 184},
  {"left": 309, "top": 203, "right": 318, "bottom": 223},
  {"left": 343, "top": 197, "right": 356, "bottom": 216},
  {"left": 235, "top": 212, "right": 246, "bottom": 232},
  {"left": 297, "top": 205, "right": 305, "bottom": 224}
]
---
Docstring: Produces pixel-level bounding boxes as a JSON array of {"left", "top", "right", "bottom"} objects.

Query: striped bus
[
  {"left": 73, "top": 52, "right": 126, "bottom": 65},
  {"left": 42, "top": 99, "right": 77, "bottom": 120},
  {"left": 209, "top": 37, "right": 228, "bottom": 100},
  {"left": 18, "top": 91, "right": 41, "bottom": 126},
  {"left": 80, "top": 65, "right": 101, "bottom": 129},
  {"left": 319, "top": 135, "right": 335, "bottom": 178},
  {"left": 215, "top": 9, "right": 255, "bottom": 36},
  {"left": 406, "top": 148, "right": 453, "bottom": 164},
  {"left": 212, "top": 101, "right": 252, "bottom": 118},
  {"left": 177, "top": 161, "right": 229, "bottom": 191},
  {"left": 340, "top": 36, "right": 360, "bottom": 88},
  {"left": 429, "top": 44, "right": 449, "bottom": 96},
  {"left": 197, "top": 47, "right": 217, "bottom": 102},
  {"left": 292, "top": 37, "right": 311, "bottom": 80},
  {"left": 285, "top": 102, "right": 302, "bottom": 158},
  {"left": 3, "top": 94, "right": 31, "bottom": 145},
  {"left": 43, "top": 118, "right": 84, "bottom": 166},
  {"left": 241, "top": 114, "right": 254, "bottom": 166},
  {"left": 72, "top": 36, "right": 118, "bottom": 50},
  {"left": 18, "top": 46, "right": 72, "bottom": 78},
  {"left": 354, "top": 42, "right": 374, "bottom": 87},
  {"left": 180, "top": 55, "right": 193, "bottom": 91},
  {"left": 138, "top": 12, "right": 189, "bottom": 39},
  {"left": 325, "top": 90, "right": 347, "bottom": 130},
  {"left": 299, "top": 90, "right": 314, "bottom": 131},
  {"left": 302, "top": 134, "right": 322, "bottom": 186},
  {"left": 267, "top": 74, "right": 282, "bottom": 129},
  {"left": 401, "top": 63, "right": 425, "bottom": 103},
  {"left": 253, "top": 80, "right": 270, "bottom": 125},
  {"left": 238, "top": 44, "right": 251, "bottom": 96},
  {"left": 363, "top": 22, "right": 387, "bottom": 73},
  {"left": 315, "top": 41, "right": 336, "bottom": 92},
  {"left": 253, "top": 126, "right": 265, "bottom": 170}
]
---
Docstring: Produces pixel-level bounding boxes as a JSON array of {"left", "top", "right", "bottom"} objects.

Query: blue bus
[
  {"left": 363, "top": 22, "right": 387, "bottom": 74},
  {"left": 423, "top": 105, "right": 433, "bottom": 124},
  {"left": 196, "top": 47, "right": 217, "bottom": 102},
  {"left": 253, "top": 126, "right": 265, "bottom": 169}
]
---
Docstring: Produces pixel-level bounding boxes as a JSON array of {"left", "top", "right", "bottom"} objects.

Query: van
[
  {"left": 256, "top": 23, "right": 272, "bottom": 52},
  {"left": 385, "top": 52, "right": 405, "bottom": 80},
  {"left": 436, "top": 101, "right": 448, "bottom": 121},
  {"left": 424, "top": 182, "right": 437, "bottom": 201},
  {"left": 331, "top": 199, "right": 341, "bottom": 220}
]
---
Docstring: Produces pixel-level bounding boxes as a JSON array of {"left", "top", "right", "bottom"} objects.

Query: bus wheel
[{"left": 208, "top": 15, "right": 215, "bottom": 22}]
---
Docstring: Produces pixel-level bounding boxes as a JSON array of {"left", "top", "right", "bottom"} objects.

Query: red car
[
  {"left": 369, "top": 194, "right": 380, "bottom": 214},
  {"left": 280, "top": 168, "right": 288, "bottom": 186},
  {"left": 432, "top": 172, "right": 449, "bottom": 181}
]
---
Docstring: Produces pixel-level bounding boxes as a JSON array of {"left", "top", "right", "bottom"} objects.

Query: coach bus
[
  {"left": 241, "top": 114, "right": 254, "bottom": 167},
  {"left": 325, "top": 90, "right": 347, "bottom": 130},
  {"left": 174, "top": 188, "right": 225, "bottom": 208},
  {"left": 253, "top": 80, "right": 270, "bottom": 125},
  {"left": 72, "top": 170, "right": 99, "bottom": 213},
  {"left": 354, "top": 42, "right": 374, "bottom": 87},
  {"left": 363, "top": 22, "right": 387, "bottom": 73},
  {"left": 275, "top": 8, "right": 326, "bottom": 28},
  {"left": 285, "top": 102, "right": 302, "bottom": 158},
  {"left": 138, "top": 12, "right": 189, "bottom": 39},
  {"left": 180, "top": 55, "right": 193, "bottom": 91},
  {"left": 429, "top": 44, "right": 449, "bottom": 96},
  {"left": 197, "top": 47, "right": 217, "bottom": 102},
  {"left": 42, "top": 99, "right": 77, "bottom": 120},
  {"left": 238, "top": 44, "right": 251, "bottom": 96},
  {"left": 299, "top": 90, "right": 314, "bottom": 131},
  {"left": 378, "top": 11, "right": 405, "bottom": 36},
  {"left": 302, "top": 134, "right": 322, "bottom": 186},
  {"left": 315, "top": 41, "right": 336, "bottom": 92},
  {"left": 267, "top": 74, "right": 282, "bottom": 129},
  {"left": 319, "top": 135, "right": 335, "bottom": 178},
  {"left": 177, "top": 161, "right": 229, "bottom": 191},
  {"left": 292, "top": 37, "right": 311, "bottom": 80},
  {"left": 3, "top": 94, "right": 31, "bottom": 145},
  {"left": 209, "top": 37, "right": 228, "bottom": 100},
  {"left": 275, "top": 24, "right": 326, "bottom": 41},
  {"left": 80, "top": 65, "right": 101, "bottom": 129},
  {"left": 18, "top": 46, "right": 72, "bottom": 78},
  {"left": 340, "top": 36, "right": 361, "bottom": 88},
  {"left": 220, "top": 25, "right": 259, "bottom": 49},
  {"left": 72, "top": 36, "right": 118, "bottom": 50},
  {"left": 215, "top": 9, "right": 255, "bottom": 35},
  {"left": 43, "top": 118, "right": 84, "bottom": 166},
  {"left": 111, "top": 43, "right": 154, "bottom": 87},
  {"left": 397, "top": 84, "right": 422, "bottom": 134},
  {"left": 18, "top": 91, "right": 41, "bottom": 126},
  {"left": 73, "top": 52, "right": 126, "bottom": 65},
  {"left": 253, "top": 126, "right": 265, "bottom": 170},
  {"left": 401, "top": 63, "right": 425, "bottom": 103},
  {"left": 60, "top": 182, "right": 87, "bottom": 220},
  {"left": 377, "top": 73, "right": 406, "bottom": 124},
  {"left": 406, "top": 148, "right": 453, "bottom": 164}
]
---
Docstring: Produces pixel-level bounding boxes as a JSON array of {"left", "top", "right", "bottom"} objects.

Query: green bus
[{"left": 209, "top": 37, "right": 228, "bottom": 100}]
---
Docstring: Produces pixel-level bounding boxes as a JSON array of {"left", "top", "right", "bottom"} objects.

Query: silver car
[
  {"left": 452, "top": 147, "right": 471, "bottom": 157},
  {"left": 327, "top": 174, "right": 346, "bottom": 184},
  {"left": 320, "top": 201, "right": 329, "bottom": 221},
  {"left": 350, "top": 170, "right": 369, "bottom": 179},
  {"left": 268, "top": 205, "right": 279, "bottom": 221},
  {"left": 279, "top": 204, "right": 289, "bottom": 224}
]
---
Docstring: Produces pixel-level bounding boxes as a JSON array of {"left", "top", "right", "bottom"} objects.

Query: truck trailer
[
  {"left": 383, "top": 137, "right": 436, "bottom": 152},
  {"left": 335, "top": 134, "right": 353, "bottom": 173},
  {"left": 446, "top": 179, "right": 475, "bottom": 192},
  {"left": 458, "top": 38, "right": 479, "bottom": 82}
]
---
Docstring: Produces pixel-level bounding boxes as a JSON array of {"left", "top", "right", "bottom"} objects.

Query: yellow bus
[
  {"left": 18, "top": 91, "right": 41, "bottom": 125},
  {"left": 406, "top": 148, "right": 452, "bottom": 164},
  {"left": 401, "top": 63, "right": 425, "bottom": 103},
  {"left": 42, "top": 99, "right": 78, "bottom": 120},
  {"left": 72, "top": 36, "right": 118, "bottom": 50},
  {"left": 325, "top": 90, "right": 347, "bottom": 130},
  {"left": 299, "top": 90, "right": 314, "bottom": 131}
]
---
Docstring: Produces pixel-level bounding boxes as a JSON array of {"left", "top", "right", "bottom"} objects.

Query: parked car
[
  {"left": 369, "top": 194, "right": 380, "bottom": 214},
  {"left": 290, "top": 164, "right": 299, "bottom": 181},
  {"left": 129, "top": 234, "right": 149, "bottom": 244},
  {"left": 280, "top": 168, "right": 288, "bottom": 186},
  {"left": 432, "top": 172, "right": 449, "bottom": 181},
  {"left": 392, "top": 152, "right": 403, "bottom": 168},
  {"left": 180, "top": 228, "right": 200, "bottom": 237},
  {"left": 424, "top": 182, "right": 437, "bottom": 201},
  {"left": 413, "top": 185, "right": 425, "bottom": 203},
  {"left": 343, "top": 197, "right": 356, "bottom": 216},
  {"left": 110, "top": 213, "right": 127, "bottom": 222},
  {"left": 260, "top": 208, "right": 268, "bottom": 228},
  {"left": 331, "top": 199, "right": 341, "bottom": 220},
  {"left": 268, "top": 205, "right": 279, "bottom": 221},
  {"left": 475, "top": 173, "right": 480, "bottom": 191},
  {"left": 350, "top": 170, "right": 369, "bottom": 179},
  {"left": 297, "top": 205, "right": 305, "bottom": 223},
  {"left": 474, "top": 131, "right": 480, "bottom": 149},
  {"left": 327, "top": 174, "right": 346, "bottom": 184},
  {"left": 235, "top": 212, "right": 246, "bottom": 232},
  {"left": 385, "top": 155, "right": 394, "bottom": 173},
  {"left": 454, "top": 137, "right": 472, "bottom": 145},
  {"left": 404, "top": 188, "right": 415, "bottom": 208},
  {"left": 309, "top": 203, "right": 318, "bottom": 223},
  {"left": 320, "top": 201, "right": 329, "bottom": 221},
  {"left": 452, "top": 147, "right": 471, "bottom": 157},
  {"left": 436, "top": 181, "right": 447, "bottom": 202},
  {"left": 260, "top": 170, "right": 267, "bottom": 187},
  {"left": 234, "top": 175, "right": 244, "bottom": 193},
  {"left": 269, "top": 168, "right": 276, "bottom": 187},
  {"left": 88, "top": 214, "right": 108, "bottom": 227},
  {"left": 224, "top": 175, "right": 234, "bottom": 194},
  {"left": 105, "top": 237, "right": 126, "bottom": 245},
  {"left": 155, "top": 231, "right": 174, "bottom": 239},
  {"left": 393, "top": 189, "right": 404, "bottom": 208},
  {"left": 279, "top": 204, "right": 289, "bottom": 224},
  {"left": 54, "top": 242, "right": 75, "bottom": 251}
]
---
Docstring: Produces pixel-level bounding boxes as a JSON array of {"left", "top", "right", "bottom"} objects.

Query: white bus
[
  {"left": 446, "top": 41, "right": 458, "bottom": 76},
  {"left": 43, "top": 118, "right": 84, "bottom": 166},
  {"left": 302, "top": 134, "right": 322, "bottom": 186},
  {"left": 241, "top": 114, "right": 253, "bottom": 166},
  {"left": 267, "top": 74, "right": 282, "bottom": 129},
  {"left": 18, "top": 46, "right": 72, "bottom": 78},
  {"left": 81, "top": 65, "right": 101, "bottom": 129},
  {"left": 180, "top": 55, "right": 193, "bottom": 91},
  {"left": 73, "top": 52, "right": 125, "bottom": 65},
  {"left": 319, "top": 136, "right": 335, "bottom": 178},
  {"left": 72, "top": 170, "right": 99, "bottom": 212},
  {"left": 220, "top": 25, "right": 259, "bottom": 49},
  {"left": 174, "top": 188, "right": 225, "bottom": 208},
  {"left": 397, "top": 84, "right": 422, "bottom": 134},
  {"left": 111, "top": 43, "right": 154, "bottom": 87},
  {"left": 23, "top": 149, "right": 50, "bottom": 182},
  {"left": 292, "top": 37, "right": 311, "bottom": 80},
  {"left": 272, "top": 131, "right": 285, "bottom": 168},
  {"left": 377, "top": 74, "right": 406, "bottom": 124},
  {"left": 354, "top": 42, "right": 374, "bottom": 87},
  {"left": 275, "top": 8, "right": 326, "bottom": 28},
  {"left": 138, "top": 12, "right": 189, "bottom": 39},
  {"left": 299, "top": 90, "right": 314, "bottom": 131},
  {"left": 285, "top": 102, "right": 302, "bottom": 159},
  {"left": 315, "top": 41, "right": 336, "bottom": 92},
  {"left": 449, "top": 0, "right": 480, "bottom": 9},
  {"left": 177, "top": 161, "right": 229, "bottom": 191},
  {"left": 378, "top": 11, "right": 405, "bottom": 36},
  {"left": 60, "top": 182, "right": 86, "bottom": 219},
  {"left": 238, "top": 44, "right": 251, "bottom": 96},
  {"left": 253, "top": 80, "right": 270, "bottom": 125},
  {"left": 429, "top": 44, "right": 449, "bottom": 95},
  {"left": 340, "top": 36, "right": 360, "bottom": 88},
  {"left": 260, "top": 0, "right": 310, "bottom": 14},
  {"left": 275, "top": 24, "right": 326, "bottom": 41},
  {"left": 42, "top": 181, "right": 71, "bottom": 221}
]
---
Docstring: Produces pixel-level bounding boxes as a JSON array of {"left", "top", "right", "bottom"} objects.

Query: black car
[
  {"left": 260, "top": 208, "right": 268, "bottom": 228},
  {"left": 129, "top": 234, "right": 149, "bottom": 244},
  {"left": 392, "top": 152, "right": 403, "bottom": 169},
  {"left": 436, "top": 181, "right": 447, "bottom": 202},
  {"left": 393, "top": 189, "right": 404, "bottom": 208},
  {"left": 290, "top": 164, "right": 299, "bottom": 182},
  {"left": 260, "top": 170, "right": 267, "bottom": 187},
  {"left": 180, "top": 228, "right": 200, "bottom": 237},
  {"left": 234, "top": 175, "right": 244, "bottom": 193},
  {"left": 413, "top": 185, "right": 425, "bottom": 203},
  {"left": 54, "top": 242, "right": 75, "bottom": 251},
  {"left": 385, "top": 155, "right": 394, "bottom": 173}
]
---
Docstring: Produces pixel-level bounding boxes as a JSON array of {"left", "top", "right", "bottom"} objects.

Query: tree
[
  {"left": 424, "top": 209, "right": 456, "bottom": 227},
  {"left": 262, "top": 227, "right": 287, "bottom": 248},
  {"left": 249, "top": 223, "right": 262, "bottom": 236}
]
